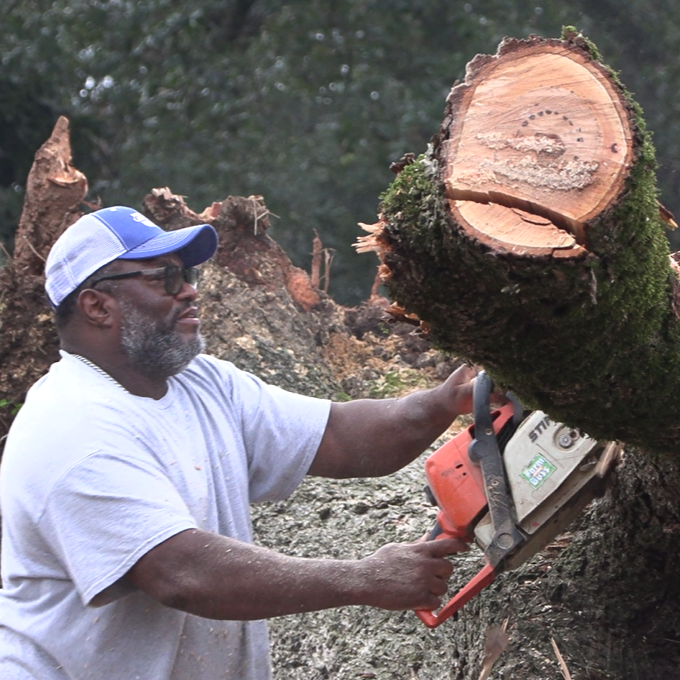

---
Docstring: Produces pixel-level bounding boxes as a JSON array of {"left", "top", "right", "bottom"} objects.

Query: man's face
[{"left": 106, "top": 254, "right": 205, "bottom": 379}]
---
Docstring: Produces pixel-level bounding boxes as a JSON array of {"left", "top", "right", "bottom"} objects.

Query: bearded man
[{"left": 0, "top": 206, "right": 474, "bottom": 679}]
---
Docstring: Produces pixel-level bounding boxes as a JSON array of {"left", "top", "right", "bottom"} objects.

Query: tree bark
[
  {"left": 354, "top": 31, "right": 680, "bottom": 679},
  {"left": 359, "top": 31, "right": 680, "bottom": 456}
]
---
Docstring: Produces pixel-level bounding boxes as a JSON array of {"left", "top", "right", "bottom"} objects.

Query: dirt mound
[{"left": 141, "top": 188, "right": 452, "bottom": 403}]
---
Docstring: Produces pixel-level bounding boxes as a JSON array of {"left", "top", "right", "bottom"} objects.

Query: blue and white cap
[{"left": 45, "top": 206, "right": 218, "bottom": 307}]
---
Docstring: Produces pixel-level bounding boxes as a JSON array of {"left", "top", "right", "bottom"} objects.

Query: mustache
[{"left": 172, "top": 303, "right": 197, "bottom": 325}]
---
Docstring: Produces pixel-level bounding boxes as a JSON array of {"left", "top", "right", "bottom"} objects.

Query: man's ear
[{"left": 77, "top": 289, "right": 118, "bottom": 328}]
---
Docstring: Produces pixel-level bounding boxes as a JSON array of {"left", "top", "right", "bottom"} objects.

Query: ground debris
[{"left": 478, "top": 619, "right": 510, "bottom": 680}]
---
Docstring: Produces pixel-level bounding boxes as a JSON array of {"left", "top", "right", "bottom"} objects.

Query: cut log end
[
  {"left": 440, "top": 39, "right": 634, "bottom": 258},
  {"left": 450, "top": 200, "right": 586, "bottom": 257}
]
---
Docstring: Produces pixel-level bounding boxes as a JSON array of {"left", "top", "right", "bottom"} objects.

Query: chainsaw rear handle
[
  {"left": 414, "top": 372, "right": 523, "bottom": 628},
  {"left": 415, "top": 562, "right": 496, "bottom": 628}
]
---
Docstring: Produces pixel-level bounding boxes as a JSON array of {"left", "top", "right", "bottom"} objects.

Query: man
[{"left": 0, "top": 206, "right": 475, "bottom": 679}]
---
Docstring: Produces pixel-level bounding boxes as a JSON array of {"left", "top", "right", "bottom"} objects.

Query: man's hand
[
  {"left": 441, "top": 363, "right": 509, "bottom": 413},
  {"left": 358, "top": 538, "right": 469, "bottom": 611},
  {"left": 440, "top": 364, "right": 477, "bottom": 416}
]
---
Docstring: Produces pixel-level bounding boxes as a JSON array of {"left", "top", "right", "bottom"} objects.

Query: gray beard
[{"left": 118, "top": 300, "right": 205, "bottom": 380}]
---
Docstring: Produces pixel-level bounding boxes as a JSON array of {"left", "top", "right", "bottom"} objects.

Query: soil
[{"left": 180, "top": 194, "right": 680, "bottom": 680}]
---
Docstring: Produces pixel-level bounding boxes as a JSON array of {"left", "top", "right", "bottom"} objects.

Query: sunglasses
[{"left": 89, "top": 265, "right": 200, "bottom": 296}]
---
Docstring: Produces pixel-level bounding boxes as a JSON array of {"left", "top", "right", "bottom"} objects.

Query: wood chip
[
  {"left": 551, "top": 637, "right": 573, "bottom": 680},
  {"left": 478, "top": 619, "right": 510, "bottom": 680}
]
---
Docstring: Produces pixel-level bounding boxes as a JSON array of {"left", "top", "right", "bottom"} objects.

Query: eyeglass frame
[{"left": 88, "top": 265, "right": 200, "bottom": 296}]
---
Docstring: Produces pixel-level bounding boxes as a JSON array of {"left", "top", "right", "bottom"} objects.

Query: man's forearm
[
  {"left": 127, "top": 530, "right": 366, "bottom": 619},
  {"left": 126, "top": 529, "right": 466, "bottom": 619},
  {"left": 169, "top": 536, "right": 366, "bottom": 619},
  {"left": 309, "top": 365, "right": 476, "bottom": 478}
]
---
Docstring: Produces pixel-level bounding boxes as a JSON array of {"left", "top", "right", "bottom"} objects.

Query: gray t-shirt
[{"left": 0, "top": 352, "right": 331, "bottom": 679}]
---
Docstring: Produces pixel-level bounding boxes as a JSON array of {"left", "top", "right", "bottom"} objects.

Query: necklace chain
[{"left": 70, "top": 354, "right": 127, "bottom": 392}]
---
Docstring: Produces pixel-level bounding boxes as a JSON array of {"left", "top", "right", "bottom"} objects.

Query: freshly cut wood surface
[
  {"left": 442, "top": 40, "right": 634, "bottom": 254},
  {"left": 453, "top": 202, "right": 582, "bottom": 256}
]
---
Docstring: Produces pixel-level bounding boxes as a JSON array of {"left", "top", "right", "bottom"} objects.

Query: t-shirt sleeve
[
  {"left": 39, "top": 451, "right": 199, "bottom": 607},
  {"left": 228, "top": 367, "right": 331, "bottom": 503}
]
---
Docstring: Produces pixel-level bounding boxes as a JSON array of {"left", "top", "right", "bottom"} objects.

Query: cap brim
[{"left": 118, "top": 223, "right": 218, "bottom": 267}]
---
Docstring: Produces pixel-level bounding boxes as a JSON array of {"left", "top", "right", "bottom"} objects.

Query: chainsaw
[{"left": 416, "top": 371, "right": 621, "bottom": 628}]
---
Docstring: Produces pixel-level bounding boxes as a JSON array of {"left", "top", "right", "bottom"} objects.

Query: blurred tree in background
[{"left": 2, "top": 0, "right": 680, "bottom": 303}]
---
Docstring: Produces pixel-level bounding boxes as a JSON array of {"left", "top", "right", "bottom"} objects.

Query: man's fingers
[
  {"left": 421, "top": 537, "right": 469, "bottom": 557},
  {"left": 428, "top": 576, "right": 450, "bottom": 596},
  {"left": 448, "top": 363, "right": 477, "bottom": 387}
]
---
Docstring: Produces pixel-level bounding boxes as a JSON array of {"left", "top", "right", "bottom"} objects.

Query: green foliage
[
  {"left": 0, "top": 399, "right": 22, "bottom": 416},
  {"left": 332, "top": 391, "right": 352, "bottom": 402},
  {"left": 2, "top": 1, "right": 680, "bottom": 301}
]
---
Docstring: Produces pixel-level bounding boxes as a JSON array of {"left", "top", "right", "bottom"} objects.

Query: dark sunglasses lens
[
  {"left": 164, "top": 266, "right": 183, "bottom": 295},
  {"left": 164, "top": 266, "right": 199, "bottom": 294},
  {"left": 185, "top": 267, "right": 199, "bottom": 288}
]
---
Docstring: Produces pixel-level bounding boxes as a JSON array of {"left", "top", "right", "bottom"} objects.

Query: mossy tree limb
[
  {"left": 354, "top": 32, "right": 680, "bottom": 677},
  {"left": 360, "top": 33, "right": 679, "bottom": 455}
]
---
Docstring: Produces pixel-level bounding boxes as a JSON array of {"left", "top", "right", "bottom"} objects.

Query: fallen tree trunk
[
  {"left": 359, "top": 30, "right": 680, "bottom": 455},
  {"left": 350, "top": 30, "right": 680, "bottom": 680}
]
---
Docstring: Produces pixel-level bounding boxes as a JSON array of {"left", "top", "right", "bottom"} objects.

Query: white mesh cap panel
[{"left": 45, "top": 214, "right": 126, "bottom": 307}]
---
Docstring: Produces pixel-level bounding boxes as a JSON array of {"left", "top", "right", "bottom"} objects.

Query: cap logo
[{"left": 130, "top": 212, "right": 156, "bottom": 227}]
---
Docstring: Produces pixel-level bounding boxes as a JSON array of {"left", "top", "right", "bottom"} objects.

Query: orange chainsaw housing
[{"left": 424, "top": 402, "right": 517, "bottom": 542}]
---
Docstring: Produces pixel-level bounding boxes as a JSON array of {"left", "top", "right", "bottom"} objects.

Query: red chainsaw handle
[{"left": 415, "top": 562, "right": 496, "bottom": 628}]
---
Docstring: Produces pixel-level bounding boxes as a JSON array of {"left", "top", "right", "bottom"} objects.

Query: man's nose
[{"left": 176, "top": 279, "right": 198, "bottom": 301}]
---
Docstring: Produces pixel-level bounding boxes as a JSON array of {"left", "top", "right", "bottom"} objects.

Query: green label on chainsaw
[{"left": 520, "top": 454, "right": 557, "bottom": 489}]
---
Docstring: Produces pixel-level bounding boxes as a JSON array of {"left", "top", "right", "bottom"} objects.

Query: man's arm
[
  {"left": 125, "top": 528, "right": 467, "bottom": 619},
  {"left": 308, "top": 364, "right": 476, "bottom": 478},
  {"left": 125, "top": 365, "right": 475, "bottom": 619}
]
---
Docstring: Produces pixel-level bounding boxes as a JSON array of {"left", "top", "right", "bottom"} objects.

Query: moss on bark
[{"left": 377, "top": 35, "right": 680, "bottom": 455}]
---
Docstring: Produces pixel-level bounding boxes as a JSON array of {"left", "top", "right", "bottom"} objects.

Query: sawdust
[{"left": 196, "top": 236, "right": 680, "bottom": 679}]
